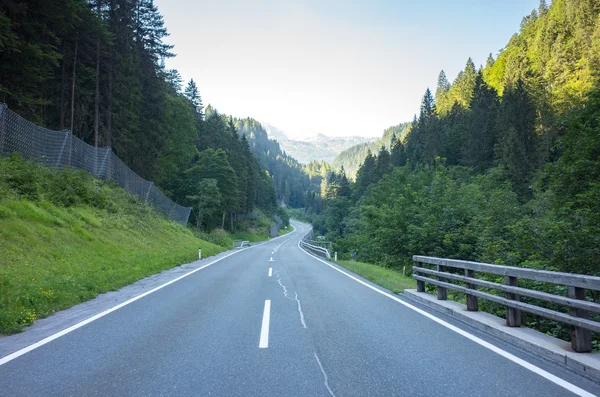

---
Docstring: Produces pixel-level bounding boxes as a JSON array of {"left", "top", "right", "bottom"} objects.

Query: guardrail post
[
  {"left": 505, "top": 276, "right": 522, "bottom": 327},
  {"left": 465, "top": 269, "right": 478, "bottom": 311},
  {"left": 568, "top": 286, "right": 592, "bottom": 352},
  {"left": 416, "top": 262, "right": 425, "bottom": 292},
  {"left": 437, "top": 265, "right": 447, "bottom": 300}
]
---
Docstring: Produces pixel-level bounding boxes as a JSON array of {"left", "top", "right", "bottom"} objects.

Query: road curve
[{"left": 0, "top": 221, "right": 598, "bottom": 396}]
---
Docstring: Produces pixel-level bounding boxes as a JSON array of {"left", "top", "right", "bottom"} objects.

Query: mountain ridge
[{"left": 260, "top": 122, "right": 375, "bottom": 164}]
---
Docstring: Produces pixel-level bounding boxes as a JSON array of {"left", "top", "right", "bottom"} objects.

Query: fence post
[
  {"left": 168, "top": 202, "right": 177, "bottom": 217},
  {"left": 55, "top": 131, "right": 70, "bottom": 167},
  {"left": 416, "top": 261, "right": 425, "bottom": 292},
  {"left": 0, "top": 104, "right": 6, "bottom": 155},
  {"left": 465, "top": 269, "right": 478, "bottom": 311},
  {"left": 437, "top": 264, "right": 447, "bottom": 300},
  {"left": 505, "top": 276, "right": 522, "bottom": 327},
  {"left": 67, "top": 131, "right": 72, "bottom": 167},
  {"left": 93, "top": 146, "right": 99, "bottom": 177},
  {"left": 568, "top": 286, "right": 592, "bottom": 352},
  {"left": 145, "top": 182, "right": 153, "bottom": 203},
  {"left": 98, "top": 147, "right": 111, "bottom": 179}
]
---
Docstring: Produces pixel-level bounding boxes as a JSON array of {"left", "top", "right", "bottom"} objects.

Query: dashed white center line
[
  {"left": 268, "top": 268, "right": 272, "bottom": 277},
  {"left": 259, "top": 300, "right": 271, "bottom": 348}
]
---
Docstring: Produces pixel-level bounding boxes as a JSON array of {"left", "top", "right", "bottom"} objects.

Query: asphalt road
[{"left": 0, "top": 221, "right": 598, "bottom": 396}]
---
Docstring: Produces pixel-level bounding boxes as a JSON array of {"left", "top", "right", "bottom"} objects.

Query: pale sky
[{"left": 155, "top": 0, "right": 540, "bottom": 138}]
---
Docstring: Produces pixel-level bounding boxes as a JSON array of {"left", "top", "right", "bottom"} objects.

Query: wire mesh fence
[{"left": 0, "top": 103, "right": 191, "bottom": 226}]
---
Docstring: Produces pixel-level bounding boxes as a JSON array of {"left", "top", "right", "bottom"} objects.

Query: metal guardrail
[
  {"left": 233, "top": 240, "right": 250, "bottom": 249},
  {"left": 300, "top": 230, "right": 331, "bottom": 259},
  {"left": 305, "top": 240, "right": 332, "bottom": 250},
  {"left": 412, "top": 255, "right": 600, "bottom": 352}
]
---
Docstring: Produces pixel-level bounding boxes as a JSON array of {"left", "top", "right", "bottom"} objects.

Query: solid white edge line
[
  {"left": 0, "top": 227, "right": 294, "bottom": 367},
  {"left": 259, "top": 300, "right": 271, "bottom": 348},
  {"left": 268, "top": 268, "right": 272, "bottom": 277},
  {"left": 296, "top": 237, "right": 596, "bottom": 397}
]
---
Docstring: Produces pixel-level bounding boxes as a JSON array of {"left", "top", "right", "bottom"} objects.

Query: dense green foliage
[
  {"left": 299, "top": 0, "right": 600, "bottom": 340},
  {"left": 332, "top": 122, "right": 410, "bottom": 179},
  {"left": 0, "top": 0, "right": 286, "bottom": 232},
  {"left": 0, "top": 155, "right": 227, "bottom": 334},
  {"left": 233, "top": 117, "right": 321, "bottom": 208}
]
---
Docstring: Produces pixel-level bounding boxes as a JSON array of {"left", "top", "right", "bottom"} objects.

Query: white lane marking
[
  {"left": 269, "top": 257, "right": 274, "bottom": 262},
  {"left": 314, "top": 352, "right": 337, "bottom": 397},
  {"left": 0, "top": 231, "right": 294, "bottom": 367},
  {"left": 268, "top": 268, "right": 272, "bottom": 277},
  {"left": 297, "top": 240, "right": 596, "bottom": 397},
  {"left": 259, "top": 300, "right": 271, "bottom": 348}
]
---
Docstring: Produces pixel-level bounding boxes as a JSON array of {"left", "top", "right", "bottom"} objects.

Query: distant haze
[
  {"left": 156, "top": 0, "right": 539, "bottom": 138},
  {"left": 261, "top": 122, "right": 374, "bottom": 164}
]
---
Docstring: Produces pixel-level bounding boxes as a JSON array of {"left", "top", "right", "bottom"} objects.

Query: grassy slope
[
  {"left": 335, "top": 260, "right": 416, "bottom": 294},
  {"left": 278, "top": 226, "right": 293, "bottom": 236},
  {"left": 0, "top": 156, "right": 226, "bottom": 334}
]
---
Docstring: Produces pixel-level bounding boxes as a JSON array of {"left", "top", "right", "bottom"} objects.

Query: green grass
[
  {"left": 0, "top": 155, "right": 226, "bottom": 334},
  {"left": 278, "top": 226, "right": 293, "bottom": 236},
  {"left": 335, "top": 260, "right": 417, "bottom": 294},
  {"left": 230, "top": 231, "right": 270, "bottom": 243}
]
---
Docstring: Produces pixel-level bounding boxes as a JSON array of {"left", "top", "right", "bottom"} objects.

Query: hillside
[
  {"left": 0, "top": 155, "right": 227, "bottom": 334},
  {"left": 232, "top": 116, "right": 323, "bottom": 208},
  {"left": 261, "top": 122, "right": 373, "bottom": 164},
  {"left": 332, "top": 122, "right": 410, "bottom": 178},
  {"left": 298, "top": 0, "right": 600, "bottom": 345},
  {"left": 0, "top": 0, "right": 288, "bottom": 235}
]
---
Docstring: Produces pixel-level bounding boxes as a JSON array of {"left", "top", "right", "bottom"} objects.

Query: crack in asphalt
[
  {"left": 314, "top": 352, "right": 336, "bottom": 397},
  {"left": 274, "top": 271, "right": 307, "bottom": 329}
]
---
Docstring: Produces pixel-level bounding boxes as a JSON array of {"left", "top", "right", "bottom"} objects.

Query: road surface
[{"left": 0, "top": 221, "right": 598, "bottom": 396}]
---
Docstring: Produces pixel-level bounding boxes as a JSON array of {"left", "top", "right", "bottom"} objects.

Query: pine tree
[
  {"left": 338, "top": 167, "right": 351, "bottom": 197},
  {"left": 499, "top": 126, "right": 529, "bottom": 198},
  {"left": 406, "top": 89, "right": 440, "bottom": 166},
  {"left": 354, "top": 150, "right": 376, "bottom": 199},
  {"left": 435, "top": 70, "right": 452, "bottom": 114},
  {"left": 462, "top": 72, "right": 500, "bottom": 171},
  {"left": 538, "top": 0, "right": 548, "bottom": 17},
  {"left": 440, "top": 103, "right": 469, "bottom": 166},
  {"left": 452, "top": 58, "right": 477, "bottom": 108},
  {"left": 184, "top": 148, "right": 238, "bottom": 228},
  {"left": 390, "top": 138, "right": 407, "bottom": 167},
  {"left": 165, "top": 69, "right": 183, "bottom": 92},
  {"left": 184, "top": 78, "right": 203, "bottom": 119},
  {"left": 486, "top": 53, "right": 495, "bottom": 69},
  {"left": 374, "top": 146, "right": 390, "bottom": 179},
  {"left": 497, "top": 79, "right": 537, "bottom": 198}
]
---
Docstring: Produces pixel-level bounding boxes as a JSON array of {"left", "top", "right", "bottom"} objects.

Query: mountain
[
  {"left": 332, "top": 122, "right": 411, "bottom": 178},
  {"left": 232, "top": 117, "right": 320, "bottom": 208},
  {"left": 261, "top": 122, "right": 374, "bottom": 164}
]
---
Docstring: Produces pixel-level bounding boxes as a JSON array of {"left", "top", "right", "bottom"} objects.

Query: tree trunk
[
  {"left": 105, "top": 54, "right": 113, "bottom": 147},
  {"left": 94, "top": 38, "right": 100, "bottom": 147},
  {"left": 59, "top": 44, "right": 66, "bottom": 130},
  {"left": 70, "top": 34, "right": 78, "bottom": 134},
  {"left": 221, "top": 212, "right": 226, "bottom": 229}
]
